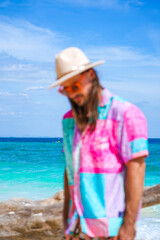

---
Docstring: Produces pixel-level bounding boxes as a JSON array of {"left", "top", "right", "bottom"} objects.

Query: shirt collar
[{"left": 99, "top": 88, "right": 114, "bottom": 107}]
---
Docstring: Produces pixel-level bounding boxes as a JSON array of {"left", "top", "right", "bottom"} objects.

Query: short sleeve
[{"left": 119, "top": 104, "right": 149, "bottom": 164}]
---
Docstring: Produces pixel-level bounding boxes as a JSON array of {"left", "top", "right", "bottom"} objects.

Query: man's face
[{"left": 60, "top": 69, "right": 95, "bottom": 107}]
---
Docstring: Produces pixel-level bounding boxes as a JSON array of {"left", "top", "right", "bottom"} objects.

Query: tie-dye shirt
[{"left": 62, "top": 88, "right": 149, "bottom": 238}]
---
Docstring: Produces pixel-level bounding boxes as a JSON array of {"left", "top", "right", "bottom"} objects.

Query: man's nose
[{"left": 68, "top": 91, "right": 80, "bottom": 99}]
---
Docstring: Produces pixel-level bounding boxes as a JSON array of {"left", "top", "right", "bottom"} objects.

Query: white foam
[
  {"left": 140, "top": 205, "right": 160, "bottom": 218},
  {"left": 135, "top": 217, "right": 160, "bottom": 240}
]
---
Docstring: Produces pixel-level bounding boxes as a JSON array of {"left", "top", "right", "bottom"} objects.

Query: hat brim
[{"left": 47, "top": 60, "right": 105, "bottom": 89}]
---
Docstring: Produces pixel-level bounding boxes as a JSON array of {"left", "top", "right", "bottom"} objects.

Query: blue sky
[{"left": 0, "top": 0, "right": 160, "bottom": 137}]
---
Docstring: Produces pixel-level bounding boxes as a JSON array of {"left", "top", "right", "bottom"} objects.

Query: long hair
[{"left": 69, "top": 69, "right": 103, "bottom": 133}]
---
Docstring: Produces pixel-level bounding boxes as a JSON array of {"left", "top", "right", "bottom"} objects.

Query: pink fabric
[
  {"left": 79, "top": 119, "right": 123, "bottom": 173},
  {"left": 132, "top": 150, "right": 149, "bottom": 159},
  {"left": 73, "top": 173, "right": 83, "bottom": 216},
  {"left": 123, "top": 105, "right": 148, "bottom": 142},
  {"left": 85, "top": 218, "right": 109, "bottom": 237},
  {"left": 63, "top": 109, "right": 73, "bottom": 119}
]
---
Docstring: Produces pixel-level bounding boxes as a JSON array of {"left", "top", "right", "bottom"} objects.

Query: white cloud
[
  {"left": 0, "top": 63, "right": 35, "bottom": 71},
  {"left": 0, "top": 111, "right": 28, "bottom": 116},
  {"left": 55, "top": 0, "right": 144, "bottom": 9},
  {"left": 127, "top": 0, "right": 144, "bottom": 7},
  {"left": 0, "top": 91, "right": 29, "bottom": 98},
  {"left": 84, "top": 45, "right": 160, "bottom": 101},
  {"left": 19, "top": 93, "right": 29, "bottom": 98},
  {"left": 0, "top": 111, "right": 15, "bottom": 116},
  {"left": 1, "top": 43, "right": 160, "bottom": 88},
  {"left": 86, "top": 46, "right": 160, "bottom": 66},
  {"left": 103, "top": 80, "right": 160, "bottom": 99},
  {"left": 24, "top": 86, "right": 45, "bottom": 91},
  {"left": 148, "top": 29, "right": 160, "bottom": 54},
  {"left": 0, "top": 19, "right": 159, "bottom": 104},
  {"left": 0, "top": 19, "right": 60, "bottom": 84},
  {"left": 0, "top": 53, "right": 55, "bottom": 84},
  {"left": 0, "top": 1, "right": 10, "bottom": 7},
  {"left": 0, "top": 20, "right": 68, "bottom": 61},
  {"left": 34, "top": 102, "right": 42, "bottom": 105},
  {"left": 0, "top": 91, "right": 11, "bottom": 96}
]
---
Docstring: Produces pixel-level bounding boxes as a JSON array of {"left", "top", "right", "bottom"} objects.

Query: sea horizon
[{"left": 0, "top": 137, "right": 159, "bottom": 142}]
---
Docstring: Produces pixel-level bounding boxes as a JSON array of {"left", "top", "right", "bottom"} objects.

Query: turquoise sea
[{"left": 0, "top": 137, "right": 160, "bottom": 239}]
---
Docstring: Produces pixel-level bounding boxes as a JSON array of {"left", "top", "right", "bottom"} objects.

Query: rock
[
  {"left": 142, "top": 184, "right": 160, "bottom": 208},
  {"left": 0, "top": 185, "right": 159, "bottom": 239},
  {"left": 0, "top": 192, "right": 64, "bottom": 240}
]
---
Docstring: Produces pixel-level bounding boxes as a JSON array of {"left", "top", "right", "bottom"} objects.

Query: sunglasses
[{"left": 58, "top": 73, "right": 85, "bottom": 96}]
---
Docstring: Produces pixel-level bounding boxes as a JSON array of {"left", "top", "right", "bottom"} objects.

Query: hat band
[{"left": 57, "top": 62, "right": 91, "bottom": 80}]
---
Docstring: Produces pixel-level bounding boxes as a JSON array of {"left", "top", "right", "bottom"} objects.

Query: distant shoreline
[
  {"left": 0, "top": 137, "right": 159, "bottom": 143},
  {"left": 0, "top": 137, "right": 63, "bottom": 143}
]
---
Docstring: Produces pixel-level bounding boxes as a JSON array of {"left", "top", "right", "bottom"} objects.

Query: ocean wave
[{"left": 136, "top": 217, "right": 160, "bottom": 240}]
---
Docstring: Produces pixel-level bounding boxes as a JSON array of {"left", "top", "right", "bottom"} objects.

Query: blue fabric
[
  {"left": 80, "top": 172, "right": 106, "bottom": 219},
  {"left": 63, "top": 117, "right": 75, "bottom": 185},
  {"left": 108, "top": 217, "right": 123, "bottom": 236},
  {"left": 114, "top": 95, "right": 127, "bottom": 103},
  {"left": 130, "top": 138, "right": 148, "bottom": 154},
  {"left": 80, "top": 216, "right": 87, "bottom": 234},
  {"left": 98, "top": 97, "right": 114, "bottom": 120}
]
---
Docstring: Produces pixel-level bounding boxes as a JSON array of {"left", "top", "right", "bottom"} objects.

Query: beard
[{"left": 68, "top": 73, "right": 103, "bottom": 133}]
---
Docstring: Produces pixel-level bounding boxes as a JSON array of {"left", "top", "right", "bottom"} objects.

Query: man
[{"left": 48, "top": 47, "right": 149, "bottom": 240}]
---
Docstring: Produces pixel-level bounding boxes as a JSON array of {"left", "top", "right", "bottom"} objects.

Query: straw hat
[{"left": 48, "top": 47, "right": 105, "bottom": 89}]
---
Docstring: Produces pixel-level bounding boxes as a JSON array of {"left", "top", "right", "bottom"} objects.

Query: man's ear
[{"left": 87, "top": 68, "right": 95, "bottom": 80}]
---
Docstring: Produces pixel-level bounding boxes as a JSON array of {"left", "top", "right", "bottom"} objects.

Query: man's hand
[
  {"left": 117, "top": 222, "right": 136, "bottom": 240},
  {"left": 98, "top": 223, "right": 136, "bottom": 240}
]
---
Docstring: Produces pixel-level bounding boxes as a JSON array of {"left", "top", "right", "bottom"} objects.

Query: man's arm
[
  {"left": 117, "top": 156, "right": 146, "bottom": 240},
  {"left": 63, "top": 168, "right": 70, "bottom": 230}
]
